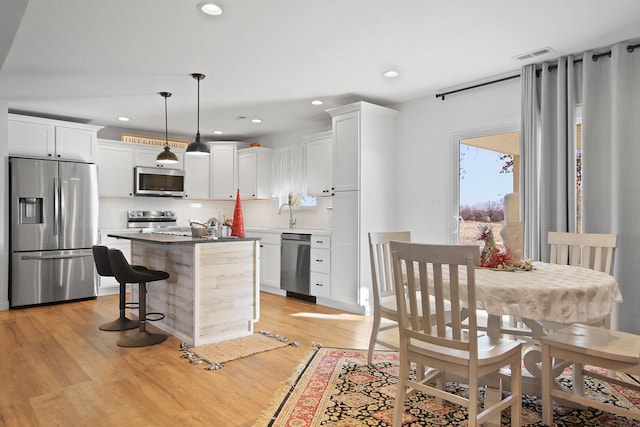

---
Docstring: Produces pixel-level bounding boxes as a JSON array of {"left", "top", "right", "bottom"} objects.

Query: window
[{"left": 458, "top": 131, "right": 520, "bottom": 247}]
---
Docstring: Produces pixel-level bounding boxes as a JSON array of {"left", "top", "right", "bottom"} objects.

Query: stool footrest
[
  {"left": 125, "top": 301, "right": 139, "bottom": 310},
  {"left": 145, "top": 312, "right": 165, "bottom": 322},
  {"left": 99, "top": 317, "right": 139, "bottom": 331},
  {"left": 117, "top": 331, "right": 167, "bottom": 347}
]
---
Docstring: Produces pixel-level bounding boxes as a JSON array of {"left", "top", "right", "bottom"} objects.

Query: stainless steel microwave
[{"left": 134, "top": 166, "right": 185, "bottom": 197}]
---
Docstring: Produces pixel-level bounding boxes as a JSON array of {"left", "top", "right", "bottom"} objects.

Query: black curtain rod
[
  {"left": 543, "top": 42, "right": 640, "bottom": 73},
  {"left": 435, "top": 74, "right": 520, "bottom": 100}
]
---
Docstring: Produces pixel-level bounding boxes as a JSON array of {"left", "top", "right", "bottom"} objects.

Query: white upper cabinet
[
  {"left": 96, "top": 140, "right": 134, "bottom": 197},
  {"left": 331, "top": 110, "right": 360, "bottom": 192},
  {"left": 305, "top": 131, "right": 334, "bottom": 196},
  {"left": 8, "top": 114, "right": 102, "bottom": 163},
  {"left": 184, "top": 154, "right": 210, "bottom": 199},
  {"left": 238, "top": 147, "right": 273, "bottom": 199},
  {"left": 210, "top": 144, "right": 238, "bottom": 200},
  {"left": 133, "top": 145, "right": 184, "bottom": 169}
]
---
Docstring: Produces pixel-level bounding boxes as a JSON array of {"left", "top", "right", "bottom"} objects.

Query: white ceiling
[{"left": 1, "top": 0, "right": 640, "bottom": 142}]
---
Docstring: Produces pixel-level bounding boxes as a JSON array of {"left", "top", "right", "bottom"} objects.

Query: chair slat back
[
  {"left": 368, "top": 232, "right": 411, "bottom": 300},
  {"left": 391, "top": 242, "right": 480, "bottom": 353},
  {"left": 548, "top": 231, "right": 617, "bottom": 274}
]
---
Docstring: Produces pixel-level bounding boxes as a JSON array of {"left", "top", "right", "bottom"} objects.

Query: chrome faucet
[{"left": 279, "top": 203, "right": 296, "bottom": 229}]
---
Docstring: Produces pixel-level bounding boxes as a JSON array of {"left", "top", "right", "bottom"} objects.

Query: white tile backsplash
[{"left": 99, "top": 196, "right": 332, "bottom": 230}]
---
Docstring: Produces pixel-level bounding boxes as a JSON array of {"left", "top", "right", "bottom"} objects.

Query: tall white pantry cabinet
[{"left": 327, "top": 101, "right": 398, "bottom": 313}]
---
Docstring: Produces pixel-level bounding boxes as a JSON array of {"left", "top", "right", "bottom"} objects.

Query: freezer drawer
[{"left": 11, "top": 249, "right": 97, "bottom": 307}]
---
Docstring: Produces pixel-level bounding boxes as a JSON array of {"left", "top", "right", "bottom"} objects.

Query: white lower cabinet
[
  {"left": 261, "top": 241, "right": 281, "bottom": 288},
  {"left": 310, "top": 234, "right": 331, "bottom": 298},
  {"left": 246, "top": 230, "right": 281, "bottom": 292},
  {"left": 97, "top": 230, "right": 132, "bottom": 296}
]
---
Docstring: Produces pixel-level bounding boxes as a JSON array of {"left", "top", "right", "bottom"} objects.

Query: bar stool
[
  {"left": 107, "top": 248, "right": 170, "bottom": 347},
  {"left": 92, "top": 245, "right": 139, "bottom": 331}
]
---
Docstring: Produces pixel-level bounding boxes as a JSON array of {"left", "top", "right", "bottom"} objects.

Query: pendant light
[
  {"left": 186, "top": 73, "right": 211, "bottom": 155},
  {"left": 156, "top": 92, "right": 179, "bottom": 164}
]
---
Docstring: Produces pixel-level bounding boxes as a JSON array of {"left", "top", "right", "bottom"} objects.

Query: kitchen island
[{"left": 108, "top": 231, "right": 260, "bottom": 346}]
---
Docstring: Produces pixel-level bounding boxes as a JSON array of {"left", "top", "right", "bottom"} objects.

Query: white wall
[
  {"left": 395, "top": 78, "right": 521, "bottom": 244},
  {"left": 0, "top": 102, "right": 9, "bottom": 309}
]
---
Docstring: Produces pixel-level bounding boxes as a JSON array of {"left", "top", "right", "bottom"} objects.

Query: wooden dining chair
[
  {"left": 548, "top": 231, "right": 617, "bottom": 275},
  {"left": 547, "top": 231, "right": 618, "bottom": 393},
  {"left": 541, "top": 323, "right": 640, "bottom": 425},
  {"left": 367, "top": 231, "right": 411, "bottom": 365},
  {"left": 390, "top": 241, "right": 522, "bottom": 427}
]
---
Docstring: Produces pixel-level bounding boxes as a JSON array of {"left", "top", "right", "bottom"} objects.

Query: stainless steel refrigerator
[{"left": 10, "top": 157, "right": 99, "bottom": 307}]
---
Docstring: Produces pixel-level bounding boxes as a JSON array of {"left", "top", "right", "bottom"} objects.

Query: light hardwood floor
[{"left": 0, "top": 292, "right": 375, "bottom": 426}]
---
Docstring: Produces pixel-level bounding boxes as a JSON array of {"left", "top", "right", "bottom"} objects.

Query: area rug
[
  {"left": 180, "top": 330, "right": 299, "bottom": 370},
  {"left": 263, "top": 347, "right": 640, "bottom": 426}
]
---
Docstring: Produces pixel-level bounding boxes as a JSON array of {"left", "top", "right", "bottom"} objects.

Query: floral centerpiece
[{"left": 476, "top": 224, "right": 534, "bottom": 271}]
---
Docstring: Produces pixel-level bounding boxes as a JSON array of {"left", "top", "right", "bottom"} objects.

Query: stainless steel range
[{"left": 127, "top": 210, "right": 177, "bottom": 228}]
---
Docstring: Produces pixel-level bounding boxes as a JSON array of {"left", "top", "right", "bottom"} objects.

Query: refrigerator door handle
[
  {"left": 21, "top": 253, "right": 93, "bottom": 261},
  {"left": 53, "top": 176, "right": 59, "bottom": 236},
  {"left": 59, "top": 176, "right": 65, "bottom": 237}
]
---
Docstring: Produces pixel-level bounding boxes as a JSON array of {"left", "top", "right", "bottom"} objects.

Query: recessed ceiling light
[
  {"left": 251, "top": 119, "right": 262, "bottom": 123},
  {"left": 198, "top": 2, "right": 223, "bottom": 16},
  {"left": 384, "top": 70, "right": 399, "bottom": 78},
  {"left": 311, "top": 100, "right": 324, "bottom": 106},
  {"left": 213, "top": 130, "right": 223, "bottom": 135},
  {"left": 117, "top": 116, "right": 130, "bottom": 122}
]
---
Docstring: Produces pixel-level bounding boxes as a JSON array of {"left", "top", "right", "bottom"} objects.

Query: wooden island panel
[
  {"left": 195, "top": 241, "right": 260, "bottom": 344},
  {"left": 126, "top": 238, "right": 259, "bottom": 346}
]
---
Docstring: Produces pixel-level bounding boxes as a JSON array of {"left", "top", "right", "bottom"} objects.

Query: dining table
[
  {"left": 469, "top": 261, "right": 623, "bottom": 425},
  {"left": 392, "top": 258, "right": 623, "bottom": 425}
]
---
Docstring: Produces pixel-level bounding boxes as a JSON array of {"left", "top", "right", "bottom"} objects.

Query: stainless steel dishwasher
[{"left": 280, "top": 233, "right": 315, "bottom": 302}]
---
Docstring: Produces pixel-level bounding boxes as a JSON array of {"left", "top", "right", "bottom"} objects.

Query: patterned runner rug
[
  {"left": 180, "top": 331, "right": 299, "bottom": 370},
  {"left": 262, "top": 347, "right": 640, "bottom": 426}
]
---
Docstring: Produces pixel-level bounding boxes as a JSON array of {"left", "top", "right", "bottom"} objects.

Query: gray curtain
[
  {"left": 521, "top": 65, "right": 541, "bottom": 260},
  {"left": 521, "top": 58, "right": 580, "bottom": 261},
  {"left": 582, "top": 40, "right": 640, "bottom": 334}
]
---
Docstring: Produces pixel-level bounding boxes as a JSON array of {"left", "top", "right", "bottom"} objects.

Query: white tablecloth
[{"left": 473, "top": 262, "right": 622, "bottom": 324}]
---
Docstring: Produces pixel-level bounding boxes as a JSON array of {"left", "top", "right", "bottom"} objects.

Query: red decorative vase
[{"left": 231, "top": 188, "right": 245, "bottom": 238}]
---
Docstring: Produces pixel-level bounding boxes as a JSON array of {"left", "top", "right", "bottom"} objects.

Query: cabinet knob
[
  {"left": 315, "top": 259, "right": 323, "bottom": 262},
  {"left": 315, "top": 283, "right": 324, "bottom": 287},
  {"left": 48, "top": 153, "right": 52, "bottom": 157}
]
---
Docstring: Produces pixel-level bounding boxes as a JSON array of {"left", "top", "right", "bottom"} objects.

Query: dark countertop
[{"left": 107, "top": 231, "right": 259, "bottom": 245}]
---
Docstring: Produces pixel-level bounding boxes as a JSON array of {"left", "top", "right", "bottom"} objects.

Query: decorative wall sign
[{"left": 121, "top": 133, "right": 189, "bottom": 148}]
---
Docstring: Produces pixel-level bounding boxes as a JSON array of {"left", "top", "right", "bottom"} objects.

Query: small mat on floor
[
  {"left": 260, "top": 347, "right": 640, "bottom": 426},
  {"left": 180, "top": 331, "right": 299, "bottom": 371}
]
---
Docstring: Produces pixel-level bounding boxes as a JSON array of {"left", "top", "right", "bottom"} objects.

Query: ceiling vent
[{"left": 514, "top": 47, "right": 555, "bottom": 61}]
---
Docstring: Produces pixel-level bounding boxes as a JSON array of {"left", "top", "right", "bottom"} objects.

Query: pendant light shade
[
  {"left": 156, "top": 92, "right": 179, "bottom": 164},
  {"left": 186, "top": 73, "right": 211, "bottom": 156}
]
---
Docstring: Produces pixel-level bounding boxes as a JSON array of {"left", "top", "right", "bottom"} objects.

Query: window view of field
[{"left": 458, "top": 136, "right": 518, "bottom": 247}]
